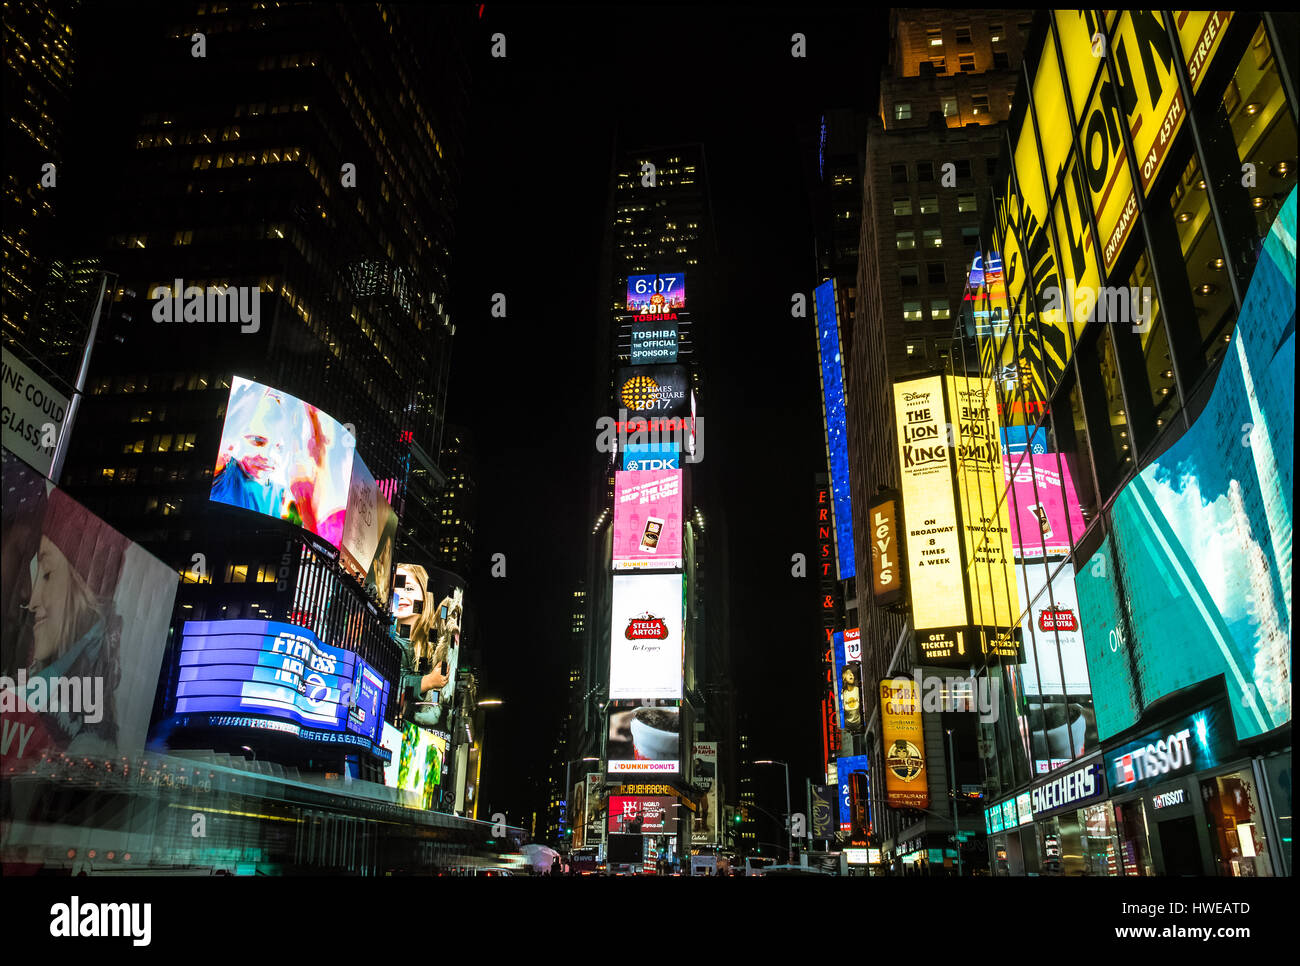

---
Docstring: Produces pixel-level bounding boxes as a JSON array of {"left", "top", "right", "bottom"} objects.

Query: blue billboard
[
  {"left": 837, "top": 754, "right": 870, "bottom": 832},
  {"left": 173, "top": 619, "right": 390, "bottom": 745},
  {"left": 814, "top": 279, "right": 856, "bottom": 580},
  {"left": 1077, "top": 189, "right": 1294, "bottom": 742},
  {"left": 621, "top": 441, "right": 679, "bottom": 471}
]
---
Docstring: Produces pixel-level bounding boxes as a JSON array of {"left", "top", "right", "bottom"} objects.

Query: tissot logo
[{"left": 625, "top": 614, "right": 669, "bottom": 640}]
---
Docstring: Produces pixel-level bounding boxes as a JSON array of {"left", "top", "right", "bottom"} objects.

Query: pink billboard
[
  {"left": 612, "top": 469, "right": 683, "bottom": 571},
  {"left": 1003, "top": 453, "right": 1086, "bottom": 560}
]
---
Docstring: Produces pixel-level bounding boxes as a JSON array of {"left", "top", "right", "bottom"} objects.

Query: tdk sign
[{"left": 622, "top": 442, "right": 679, "bottom": 471}]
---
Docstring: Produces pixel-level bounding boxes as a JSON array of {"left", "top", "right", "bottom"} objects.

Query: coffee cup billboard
[{"left": 607, "top": 705, "right": 680, "bottom": 774}]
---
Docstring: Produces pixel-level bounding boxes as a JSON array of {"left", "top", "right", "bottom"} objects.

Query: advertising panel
[
  {"left": 609, "top": 574, "right": 683, "bottom": 700},
  {"left": 1176, "top": 11, "right": 1233, "bottom": 94},
  {"left": 879, "top": 678, "right": 928, "bottom": 809},
  {"left": 893, "top": 376, "right": 967, "bottom": 659},
  {"left": 621, "top": 441, "right": 679, "bottom": 472},
  {"left": 392, "top": 723, "right": 448, "bottom": 810},
  {"left": 380, "top": 721, "right": 404, "bottom": 787},
  {"left": 833, "top": 630, "right": 864, "bottom": 733},
  {"left": 1, "top": 348, "right": 69, "bottom": 478},
  {"left": 607, "top": 705, "right": 681, "bottom": 774},
  {"left": 615, "top": 365, "right": 689, "bottom": 418},
  {"left": 816, "top": 484, "right": 841, "bottom": 630},
  {"left": 348, "top": 658, "right": 390, "bottom": 745},
  {"left": 691, "top": 741, "right": 718, "bottom": 844},
  {"left": 947, "top": 375, "right": 1018, "bottom": 633},
  {"left": 339, "top": 455, "right": 398, "bottom": 604},
  {"left": 1, "top": 452, "right": 180, "bottom": 769},
  {"left": 1004, "top": 452, "right": 1086, "bottom": 559},
  {"left": 174, "top": 619, "right": 359, "bottom": 730},
  {"left": 608, "top": 795, "right": 676, "bottom": 834},
  {"left": 210, "top": 376, "right": 355, "bottom": 547},
  {"left": 1075, "top": 538, "right": 1143, "bottom": 741},
  {"left": 612, "top": 469, "right": 683, "bottom": 571},
  {"left": 868, "top": 490, "right": 904, "bottom": 606},
  {"left": 392, "top": 563, "right": 465, "bottom": 731},
  {"left": 1106, "top": 702, "right": 1236, "bottom": 795},
  {"left": 837, "top": 754, "right": 870, "bottom": 832},
  {"left": 814, "top": 279, "right": 856, "bottom": 580},
  {"left": 580, "top": 773, "right": 604, "bottom": 849},
  {"left": 811, "top": 784, "right": 836, "bottom": 839},
  {"left": 626, "top": 273, "right": 685, "bottom": 319},
  {"left": 630, "top": 322, "right": 679, "bottom": 364},
  {"left": 1031, "top": 759, "right": 1108, "bottom": 820}
]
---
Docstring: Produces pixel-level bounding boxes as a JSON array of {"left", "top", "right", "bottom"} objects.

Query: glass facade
[{"left": 946, "top": 10, "right": 1294, "bottom": 876}]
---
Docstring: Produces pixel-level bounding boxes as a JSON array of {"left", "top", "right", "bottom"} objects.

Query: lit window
[
  {"left": 930, "top": 298, "right": 951, "bottom": 320},
  {"left": 942, "top": 96, "right": 958, "bottom": 117},
  {"left": 924, "top": 228, "right": 943, "bottom": 248},
  {"left": 918, "top": 194, "right": 939, "bottom": 215},
  {"left": 903, "top": 301, "right": 923, "bottom": 321},
  {"left": 957, "top": 192, "right": 977, "bottom": 213},
  {"left": 896, "top": 230, "right": 916, "bottom": 250},
  {"left": 894, "top": 102, "right": 912, "bottom": 121},
  {"left": 893, "top": 197, "right": 913, "bottom": 216}
]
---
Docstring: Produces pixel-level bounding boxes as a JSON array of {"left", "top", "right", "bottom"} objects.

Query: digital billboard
[
  {"left": 879, "top": 677, "right": 928, "bottom": 809},
  {"left": 615, "top": 365, "right": 689, "bottom": 418},
  {"left": 691, "top": 741, "right": 718, "bottom": 844},
  {"left": 621, "top": 441, "right": 679, "bottom": 472},
  {"left": 607, "top": 705, "right": 680, "bottom": 775},
  {"left": 612, "top": 469, "right": 683, "bottom": 571},
  {"left": 391, "top": 722, "right": 448, "bottom": 810},
  {"left": 626, "top": 273, "right": 685, "bottom": 319},
  {"left": 836, "top": 754, "right": 869, "bottom": 832},
  {"left": 1004, "top": 452, "right": 1086, "bottom": 560},
  {"left": 630, "top": 322, "right": 678, "bottom": 364},
  {"left": 393, "top": 563, "right": 465, "bottom": 731},
  {"left": 1086, "top": 189, "right": 1295, "bottom": 743},
  {"left": 832, "top": 630, "right": 863, "bottom": 733},
  {"left": 339, "top": 455, "right": 399, "bottom": 604},
  {"left": 210, "top": 376, "right": 355, "bottom": 547},
  {"left": 609, "top": 573, "right": 683, "bottom": 700},
  {"left": 174, "top": 620, "right": 386, "bottom": 734},
  {"left": 2, "top": 452, "right": 179, "bottom": 770},
  {"left": 814, "top": 279, "right": 856, "bottom": 580},
  {"left": 608, "top": 795, "right": 677, "bottom": 835},
  {"left": 869, "top": 490, "right": 904, "bottom": 606}
]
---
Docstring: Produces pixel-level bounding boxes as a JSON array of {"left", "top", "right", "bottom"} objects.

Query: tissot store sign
[{"left": 1106, "top": 703, "right": 1236, "bottom": 794}]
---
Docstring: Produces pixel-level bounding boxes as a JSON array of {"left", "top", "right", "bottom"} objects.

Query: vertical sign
[
  {"left": 879, "top": 677, "right": 929, "bottom": 809},
  {"left": 869, "top": 489, "right": 904, "bottom": 606},
  {"left": 814, "top": 280, "right": 856, "bottom": 579}
]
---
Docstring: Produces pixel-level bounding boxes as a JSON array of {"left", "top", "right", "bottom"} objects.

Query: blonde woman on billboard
[{"left": 393, "top": 564, "right": 460, "bottom": 729}]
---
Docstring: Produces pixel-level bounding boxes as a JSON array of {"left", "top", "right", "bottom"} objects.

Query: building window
[
  {"left": 899, "top": 264, "right": 920, "bottom": 287},
  {"left": 931, "top": 57, "right": 947, "bottom": 74},
  {"left": 955, "top": 159, "right": 972, "bottom": 179},
  {"left": 971, "top": 93, "right": 990, "bottom": 115},
  {"left": 926, "top": 262, "right": 946, "bottom": 284},
  {"left": 893, "top": 197, "right": 913, "bottom": 216},
  {"left": 894, "top": 102, "right": 912, "bottom": 121},
  {"left": 918, "top": 194, "right": 939, "bottom": 214},
  {"left": 993, "top": 51, "right": 1010, "bottom": 70},
  {"left": 927, "top": 27, "right": 942, "bottom": 47},
  {"left": 896, "top": 230, "right": 916, "bottom": 250},
  {"left": 225, "top": 563, "right": 249, "bottom": 583},
  {"left": 903, "top": 300, "right": 923, "bottom": 321},
  {"left": 959, "top": 53, "right": 976, "bottom": 73},
  {"left": 955, "top": 26, "right": 971, "bottom": 44},
  {"left": 990, "top": 23, "right": 1003, "bottom": 41},
  {"left": 891, "top": 163, "right": 909, "bottom": 184},
  {"left": 930, "top": 298, "right": 951, "bottom": 320},
  {"left": 923, "top": 228, "right": 943, "bottom": 248},
  {"left": 942, "top": 96, "right": 958, "bottom": 117},
  {"left": 957, "top": 192, "right": 977, "bottom": 213},
  {"left": 986, "top": 157, "right": 999, "bottom": 176},
  {"left": 916, "top": 161, "right": 934, "bottom": 183},
  {"left": 961, "top": 225, "right": 980, "bottom": 246}
]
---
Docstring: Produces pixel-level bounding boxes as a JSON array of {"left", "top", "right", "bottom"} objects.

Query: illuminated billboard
[
  {"left": 833, "top": 629, "right": 864, "bottom": 733},
  {"left": 837, "top": 754, "right": 870, "bottom": 832},
  {"left": 1004, "top": 452, "right": 1086, "bottom": 560},
  {"left": 391, "top": 722, "right": 448, "bottom": 810},
  {"left": 612, "top": 469, "right": 683, "bottom": 571},
  {"left": 630, "top": 322, "right": 678, "bottom": 364},
  {"left": 172, "top": 620, "right": 389, "bottom": 749},
  {"left": 607, "top": 705, "right": 680, "bottom": 774},
  {"left": 869, "top": 490, "right": 904, "bottom": 606},
  {"left": 814, "top": 279, "right": 856, "bottom": 580},
  {"left": 621, "top": 441, "right": 679, "bottom": 472},
  {"left": 879, "top": 677, "right": 928, "bottom": 809},
  {"left": 211, "top": 376, "right": 355, "bottom": 547},
  {"left": 393, "top": 563, "right": 465, "bottom": 731},
  {"left": 339, "top": 455, "right": 399, "bottom": 604},
  {"left": 1, "top": 453, "right": 179, "bottom": 770},
  {"left": 609, "top": 573, "right": 683, "bottom": 700},
  {"left": 691, "top": 741, "right": 718, "bottom": 844},
  {"left": 608, "top": 795, "right": 677, "bottom": 835},
  {"left": 626, "top": 273, "right": 685, "bottom": 319},
  {"left": 1079, "top": 190, "right": 1295, "bottom": 743},
  {"left": 615, "top": 365, "right": 689, "bottom": 418}
]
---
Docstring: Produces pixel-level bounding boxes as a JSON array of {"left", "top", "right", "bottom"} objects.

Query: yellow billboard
[{"left": 880, "top": 677, "right": 928, "bottom": 809}]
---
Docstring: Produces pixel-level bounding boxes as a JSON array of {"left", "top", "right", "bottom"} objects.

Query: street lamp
[{"left": 754, "top": 760, "right": 792, "bottom": 863}]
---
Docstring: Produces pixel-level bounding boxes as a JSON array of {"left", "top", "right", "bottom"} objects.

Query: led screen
[
  {"left": 626, "top": 273, "right": 685, "bottom": 317},
  {"left": 392, "top": 722, "right": 447, "bottom": 810},
  {"left": 608, "top": 573, "right": 683, "bottom": 700},
  {"left": 615, "top": 365, "right": 689, "bottom": 417},
  {"left": 837, "top": 754, "right": 870, "bottom": 832},
  {"left": 621, "top": 441, "right": 679, "bottom": 472},
  {"left": 608, "top": 795, "right": 676, "bottom": 834},
  {"left": 630, "top": 322, "right": 678, "bottom": 364},
  {"left": 210, "top": 376, "right": 355, "bottom": 547},
  {"left": 1004, "top": 452, "right": 1086, "bottom": 560},
  {"left": 691, "top": 741, "right": 717, "bottom": 844},
  {"left": 392, "top": 563, "right": 465, "bottom": 731},
  {"left": 339, "top": 456, "right": 398, "bottom": 604},
  {"left": 348, "top": 658, "right": 390, "bottom": 744},
  {"left": 607, "top": 705, "right": 680, "bottom": 774},
  {"left": 612, "top": 469, "right": 683, "bottom": 571},
  {"left": 814, "top": 279, "right": 856, "bottom": 580},
  {"left": 1078, "top": 189, "right": 1295, "bottom": 742},
  {"left": 2, "top": 452, "right": 179, "bottom": 770}
]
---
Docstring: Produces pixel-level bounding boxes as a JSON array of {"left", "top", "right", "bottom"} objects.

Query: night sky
[{"left": 449, "top": 6, "right": 888, "bottom": 826}]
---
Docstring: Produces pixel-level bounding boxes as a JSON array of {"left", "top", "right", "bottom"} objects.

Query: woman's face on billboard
[
  {"left": 235, "top": 388, "right": 290, "bottom": 483},
  {"left": 29, "top": 537, "right": 73, "bottom": 663},
  {"left": 394, "top": 566, "right": 423, "bottom": 626}
]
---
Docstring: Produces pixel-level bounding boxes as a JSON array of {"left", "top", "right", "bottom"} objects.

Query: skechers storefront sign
[
  {"left": 1030, "top": 759, "right": 1107, "bottom": 819},
  {"left": 1106, "top": 703, "right": 1235, "bottom": 794}
]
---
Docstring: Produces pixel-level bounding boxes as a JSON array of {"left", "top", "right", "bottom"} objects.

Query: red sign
[
  {"left": 1038, "top": 607, "right": 1079, "bottom": 632},
  {"left": 625, "top": 615, "right": 669, "bottom": 640}
]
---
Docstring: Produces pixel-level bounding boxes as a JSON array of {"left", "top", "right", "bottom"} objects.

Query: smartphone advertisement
[{"left": 612, "top": 469, "right": 683, "bottom": 571}]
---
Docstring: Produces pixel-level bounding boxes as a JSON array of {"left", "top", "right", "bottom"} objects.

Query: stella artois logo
[
  {"left": 1038, "top": 607, "right": 1078, "bottom": 633},
  {"left": 625, "top": 612, "right": 669, "bottom": 640}
]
